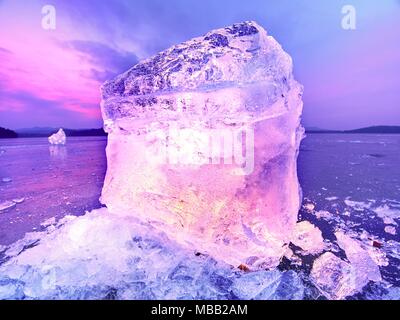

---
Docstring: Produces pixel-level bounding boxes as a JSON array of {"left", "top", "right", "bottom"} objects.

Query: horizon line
[{"left": 2, "top": 124, "right": 400, "bottom": 132}]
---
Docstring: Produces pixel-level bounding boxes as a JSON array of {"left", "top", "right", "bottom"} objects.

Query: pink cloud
[{"left": 0, "top": 2, "right": 104, "bottom": 123}]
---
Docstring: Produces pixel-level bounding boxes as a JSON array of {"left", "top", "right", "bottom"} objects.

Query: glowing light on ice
[{"left": 100, "top": 21, "right": 304, "bottom": 269}]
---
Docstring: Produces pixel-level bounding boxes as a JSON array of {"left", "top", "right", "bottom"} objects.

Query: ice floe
[
  {"left": 374, "top": 205, "right": 400, "bottom": 226},
  {"left": 0, "top": 201, "right": 16, "bottom": 212},
  {"left": 291, "top": 221, "right": 325, "bottom": 255},
  {"left": 384, "top": 226, "right": 397, "bottom": 235},
  {"left": 310, "top": 252, "right": 355, "bottom": 300}
]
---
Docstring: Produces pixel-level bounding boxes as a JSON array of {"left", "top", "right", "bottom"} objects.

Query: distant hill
[
  {"left": 15, "top": 127, "right": 107, "bottom": 138},
  {"left": 64, "top": 128, "right": 107, "bottom": 137},
  {"left": 306, "top": 126, "right": 400, "bottom": 134},
  {"left": 305, "top": 128, "right": 342, "bottom": 133},
  {"left": 345, "top": 126, "right": 400, "bottom": 134},
  {"left": 7, "top": 125, "right": 400, "bottom": 137},
  {"left": 0, "top": 127, "right": 18, "bottom": 138}
]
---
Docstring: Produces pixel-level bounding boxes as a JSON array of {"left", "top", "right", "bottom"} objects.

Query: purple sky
[{"left": 0, "top": 0, "right": 399, "bottom": 130}]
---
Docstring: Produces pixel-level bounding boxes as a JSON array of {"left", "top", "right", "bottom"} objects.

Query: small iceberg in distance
[{"left": 48, "top": 128, "right": 66, "bottom": 145}]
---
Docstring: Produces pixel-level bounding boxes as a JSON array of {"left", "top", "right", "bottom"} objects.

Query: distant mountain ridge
[
  {"left": 15, "top": 127, "right": 107, "bottom": 138},
  {"left": 0, "top": 127, "right": 18, "bottom": 138},
  {"left": 2, "top": 125, "right": 399, "bottom": 138},
  {"left": 305, "top": 125, "right": 400, "bottom": 134}
]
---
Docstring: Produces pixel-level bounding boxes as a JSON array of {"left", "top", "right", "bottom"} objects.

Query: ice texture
[
  {"left": 334, "top": 231, "right": 381, "bottom": 285},
  {"left": 0, "top": 200, "right": 16, "bottom": 211},
  {"left": 231, "top": 269, "right": 304, "bottom": 300},
  {"left": 100, "top": 21, "right": 304, "bottom": 269},
  {"left": 48, "top": 128, "right": 66, "bottom": 145},
  {"left": 291, "top": 221, "right": 325, "bottom": 255},
  {"left": 384, "top": 226, "right": 396, "bottom": 235},
  {"left": 310, "top": 231, "right": 382, "bottom": 300},
  {"left": 310, "top": 252, "right": 354, "bottom": 300},
  {"left": 0, "top": 208, "right": 304, "bottom": 300}
]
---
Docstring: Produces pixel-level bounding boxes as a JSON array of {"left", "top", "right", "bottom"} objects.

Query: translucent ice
[
  {"left": 100, "top": 21, "right": 304, "bottom": 269},
  {"left": 0, "top": 200, "right": 16, "bottom": 211},
  {"left": 384, "top": 226, "right": 396, "bottom": 235},
  {"left": 310, "top": 231, "right": 382, "bottom": 300},
  {"left": 231, "top": 269, "right": 304, "bottom": 300},
  {"left": 48, "top": 128, "right": 66, "bottom": 145},
  {"left": 335, "top": 231, "right": 381, "bottom": 286},
  {"left": 310, "top": 252, "right": 354, "bottom": 300},
  {"left": 291, "top": 221, "right": 325, "bottom": 255},
  {"left": 374, "top": 204, "right": 400, "bottom": 226},
  {"left": 12, "top": 197, "right": 25, "bottom": 204},
  {"left": 0, "top": 198, "right": 25, "bottom": 212},
  {"left": 231, "top": 270, "right": 282, "bottom": 299},
  {"left": 0, "top": 208, "right": 304, "bottom": 300}
]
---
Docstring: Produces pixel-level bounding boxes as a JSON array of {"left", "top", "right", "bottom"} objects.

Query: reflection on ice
[{"left": 49, "top": 145, "right": 68, "bottom": 159}]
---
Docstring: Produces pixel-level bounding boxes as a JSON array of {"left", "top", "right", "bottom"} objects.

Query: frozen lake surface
[
  {"left": 0, "top": 134, "right": 399, "bottom": 299},
  {"left": 0, "top": 137, "right": 107, "bottom": 245}
]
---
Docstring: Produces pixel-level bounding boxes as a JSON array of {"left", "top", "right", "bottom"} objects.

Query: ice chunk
[
  {"left": 325, "top": 196, "right": 338, "bottom": 201},
  {"left": 385, "top": 240, "right": 400, "bottom": 260},
  {"left": 231, "top": 270, "right": 282, "bottom": 299},
  {"left": 310, "top": 252, "right": 355, "bottom": 300},
  {"left": 231, "top": 269, "right": 304, "bottom": 300},
  {"left": 48, "top": 128, "right": 66, "bottom": 145},
  {"left": 12, "top": 197, "right": 25, "bottom": 204},
  {"left": 384, "top": 226, "right": 396, "bottom": 235},
  {"left": 0, "top": 208, "right": 304, "bottom": 300},
  {"left": 383, "top": 287, "right": 400, "bottom": 300},
  {"left": 291, "top": 221, "right": 325, "bottom": 255},
  {"left": 271, "top": 270, "right": 304, "bottom": 300},
  {"left": 311, "top": 231, "right": 382, "bottom": 300},
  {"left": 303, "top": 202, "right": 315, "bottom": 212},
  {"left": 0, "top": 200, "right": 16, "bottom": 211},
  {"left": 40, "top": 217, "right": 57, "bottom": 228},
  {"left": 344, "top": 199, "right": 371, "bottom": 211},
  {"left": 315, "top": 210, "right": 334, "bottom": 220},
  {"left": 100, "top": 21, "right": 304, "bottom": 269},
  {"left": 374, "top": 205, "right": 400, "bottom": 226},
  {"left": 0, "top": 281, "right": 24, "bottom": 300},
  {"left": 0, "top": 198, "right": 26, "bottom": 212},
  {"left": 366, "top": 246, "right": 389, "bottom": 267},
  {"left": 335, "top": 231, "right": 381, "bottom": 285}
]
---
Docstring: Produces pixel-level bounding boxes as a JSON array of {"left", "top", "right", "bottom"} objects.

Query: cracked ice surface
[
  {"left": 100, "top": 21, "right": 304, "bottom": 269},
  {"left": 0, "top": 208, "right": 304, "bottom": 300}
]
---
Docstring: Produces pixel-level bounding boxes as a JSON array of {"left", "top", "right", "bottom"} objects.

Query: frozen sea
[
  {"left": 0, "top": 137, "right": 107, "bottom": 245},
  {"left": 0, "top": 134, "right": 399, "bottom": 300}
]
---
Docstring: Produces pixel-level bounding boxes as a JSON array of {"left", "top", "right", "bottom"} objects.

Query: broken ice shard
[
  {"left": 100, "top": 21, "right": 304, "bottom": 269},
  {"left": 292, "top": 221, "right": 325, "bottom": 255},
  {"left": 310, "top": 232, "right": 382, "bottom": 300},
  {"left": 48, "top": 128, "right": 66, "bottom": 145}
]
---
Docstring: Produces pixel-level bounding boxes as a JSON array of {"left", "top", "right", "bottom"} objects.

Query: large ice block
[{"left": 100, "top": 21, "right": 304, "bottom": 269}]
